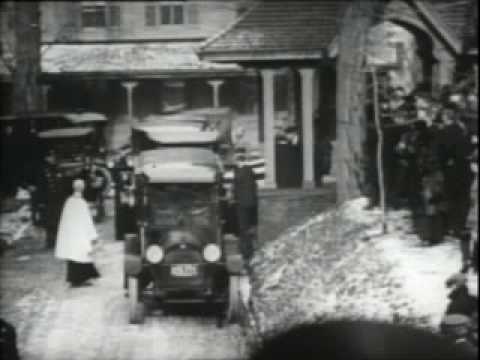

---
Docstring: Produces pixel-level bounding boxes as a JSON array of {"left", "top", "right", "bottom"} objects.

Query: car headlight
[
  {"left": 203, "top": 244, "right": 221, "bottom": 263},
  {"left": 106, "top": 159, "right": 115, "bottom": 169},
  {"left": 126, "top": 155, "right": 134, "bottom": 167},
  {"left": 145, "top": 245, "right": 164, "bottom": 264}
]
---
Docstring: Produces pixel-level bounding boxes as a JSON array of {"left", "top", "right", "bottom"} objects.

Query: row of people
[{"left": 367, "top": 85, "right": 477, "bottom": 272}]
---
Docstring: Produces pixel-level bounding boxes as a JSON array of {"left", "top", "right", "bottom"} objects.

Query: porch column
[
  {"left": 41, "top": 85, "right": 51, "bottom": 111},
  {"left": 207, "top": 80, "right": 224, "bottom": 108},
  {"left": 260, "top": 69, "right": 277, "bottom": 189},
  {"left": 475, "top": 64, "right": 478, "bottom": 96},
  {"left": 121, "top": 81, "right": 138, "bottom": 124},
  {"left": 299, "top": 68, "right": 315, "bottom": 189}
]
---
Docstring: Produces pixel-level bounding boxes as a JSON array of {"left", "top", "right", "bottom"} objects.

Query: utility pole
[{"left": 371, "top": 67, "right": 387, "bottom": 234}]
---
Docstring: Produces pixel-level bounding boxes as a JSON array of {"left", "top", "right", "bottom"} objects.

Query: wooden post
[
  {"left": 121, "top": 81, "right": 138, "bottom": 125},
  {"left": 371, "top": 68, "right": 387, "bottom": 234},
  {"left": 260, "top": 69, "right": 277, "bottom": 189}
]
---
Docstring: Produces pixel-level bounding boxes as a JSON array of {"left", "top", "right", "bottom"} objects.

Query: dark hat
[{"left": 445, "top": 273, "right": 467, "bottom": 288}]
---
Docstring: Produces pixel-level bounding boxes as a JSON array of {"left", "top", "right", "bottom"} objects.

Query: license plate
[{"left": 170, "top": 264, "right": 198, "bottom": 277}]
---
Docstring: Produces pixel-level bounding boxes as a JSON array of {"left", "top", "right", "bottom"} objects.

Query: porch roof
[
  {"left": 40, "top": 42, "right": 243, "bottom": 79},
  {"left": 199, "top": 1, "right": 346, "bottom": 62},
  {"left": 414, "top": 0, "right": 474, "bottom": 54}
]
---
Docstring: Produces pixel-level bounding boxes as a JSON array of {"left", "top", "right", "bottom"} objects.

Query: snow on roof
[
  {"left": 138, "top": 147, "right": 219, "bottom": 168},
  {"left": 141, "top": 162, "right": 217, "bottom": 183},
  {"left": 64, "top": 112, "right": 107, "bottom": 123},
  {"left": 184, "top": 107, "right": 231, "bottom": 116},
  {"left": 143, "top": 114, "right": 207, "bottom": 123},
  {"left": 37, "top": 127, "right": 93, "bottom": 138},
  {"left": 41, "top": 42, "right": 243, "bottom": 74},
  {"left": 135, "top": 122, "right": 221, "bottom": 144}
]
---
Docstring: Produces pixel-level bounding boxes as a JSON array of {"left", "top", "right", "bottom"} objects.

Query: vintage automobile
[
  {"left": 110, "top": 112, "right": 235, "bottom": 241},
  {"left": 34, "top": 126, "right": 109, "bottom": 222},
  {"left": 0, "top": 111, "right": 107, "bottom": 192},
  {"left": 124, "top": 147, "right": 245, "bottom": 325}
]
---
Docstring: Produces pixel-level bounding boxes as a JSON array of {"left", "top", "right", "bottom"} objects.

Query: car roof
[
  {"left": 37, "top": 127, "right": 94, "bottom": 138},
  {"left": 133, "top": 123, "right": 221, "bottom": 145},
  {"left": 143, "top": 113, "right": 207, "bottom": 123},
  {"left": 0, "top": 112, "right": 69, "bottom": 122},
  {"left": 138, "top": 147, "right": 220, "bottom": 168},
  {"left": 63, "top": 112, "right": 107, "bottom": 123},
  {"left": 141, "top": 163, "right": 218, "bottom": 184},
  {"left": 183, "top": 107, "right": 231, "bottom": 116},
  {"left": 138, "top": 148, "right": 220, "bottom": 184},
  {"left": 0, "top": 112, "right": 107, "bottom": 123}
]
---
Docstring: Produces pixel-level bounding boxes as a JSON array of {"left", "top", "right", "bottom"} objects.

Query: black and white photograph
[{"left": 0, "top": 1, "right": 477, "bottom": 359}]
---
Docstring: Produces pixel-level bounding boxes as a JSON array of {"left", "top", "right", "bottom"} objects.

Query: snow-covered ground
[
  {"left": 247, "top": 197, "right": 478, "bottom": 343},
  {"left": 1, "top": 205, "right": 246, "bottom": 360}
]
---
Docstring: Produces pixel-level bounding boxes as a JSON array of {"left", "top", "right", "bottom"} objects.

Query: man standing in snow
[
  {"left": 55, "top": 179, "right": 100, "bottom": 287},
  {"left": 233, "top": 158, "right": 258, "bottom": 261},
  {"left": 437, "top": 103, "right": 476, "bottom": 271}
]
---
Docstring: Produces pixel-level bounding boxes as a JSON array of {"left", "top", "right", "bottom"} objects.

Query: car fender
[
  {"left": 124, "top": 254, "right": 142, "bottom": 276},
  {"left": 124, "top": 233, "right": 142, "bottom": 276}
]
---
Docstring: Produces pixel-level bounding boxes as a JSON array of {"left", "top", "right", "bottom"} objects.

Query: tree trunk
[
  {"left": 12, "top": 1, "right": 41, "bottom": 114},
  {"left": 336, "top": 0, "right": 384, "bottom": 204}
]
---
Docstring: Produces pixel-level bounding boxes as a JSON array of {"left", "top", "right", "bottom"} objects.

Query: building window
[
  {"left": 81, "top": 4, "right": 121, "bottom": 28},
  {"left": 81, "top": 5, "right": 106, "bottom": 28},
  {"left": 160, "top": 4, "right": 185, "bottom": 25},
  {"left": 109, "top": 5, "right": 121, "bottom": 27},
  {"left": 145, "top": 5, "right": 156, "bottom": 26}
]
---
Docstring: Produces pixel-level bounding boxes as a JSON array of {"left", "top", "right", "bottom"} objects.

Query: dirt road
[{"left": 0, "top": 213, "right": 246, "bottom": 360}]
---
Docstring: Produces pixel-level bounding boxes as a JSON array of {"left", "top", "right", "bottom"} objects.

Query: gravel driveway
[{"left": 1, "top": 213, "right": 246, "bottom": 360}]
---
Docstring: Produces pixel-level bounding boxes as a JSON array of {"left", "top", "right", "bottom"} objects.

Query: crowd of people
[{"left": 366, "top": 82, "right": 478, "bottom": 273}]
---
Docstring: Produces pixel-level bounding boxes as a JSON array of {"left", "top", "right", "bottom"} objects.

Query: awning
[{"left": 41, "top": 42, "right": 244, "bottom": 79}]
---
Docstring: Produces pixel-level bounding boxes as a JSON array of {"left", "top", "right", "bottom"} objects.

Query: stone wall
[{"left": 257, "top": 184, "right": 336, "bottom": 246}]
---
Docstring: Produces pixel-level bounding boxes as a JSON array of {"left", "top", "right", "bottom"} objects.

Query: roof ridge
[
  {"left": 199, "top": 2, "right": 261, "bottom": 52},
  {"left": 412, "top": 0, "right": 461, "bottom": 54}
]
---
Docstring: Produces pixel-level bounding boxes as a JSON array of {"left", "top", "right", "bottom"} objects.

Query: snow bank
[{"left": 246, "top": 197, "right": 463, "bottom": 347}]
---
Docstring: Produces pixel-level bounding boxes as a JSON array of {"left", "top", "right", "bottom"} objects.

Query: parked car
[
  {"left": 124, "top": 147, "right": 245, "bottom": 325},
  {"left": 34, "top": 126, "right": 108, "bottom": 222},
  {"left": 0, "top": 111, "right": 108, "bottom": 194}
]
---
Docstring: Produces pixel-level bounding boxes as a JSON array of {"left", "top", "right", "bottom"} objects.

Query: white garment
[{"left": 55, "top": 195, "right": 98, "bottom": 263}]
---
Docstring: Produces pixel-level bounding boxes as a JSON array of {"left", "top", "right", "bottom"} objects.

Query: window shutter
[
  {"left": 109, "top": 5, "right": 121, "bottom": 27},
  {"left": 187, "top": 3, "right": 199, "bottom": 25},
  {"left": 145, "top": 5, "right": 156, "bottom": 26}
]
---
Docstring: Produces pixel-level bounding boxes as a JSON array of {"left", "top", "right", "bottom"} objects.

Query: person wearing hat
[
  {"left": 445, "top": 273, "right": 477, "bottom": 317},
  {"left": 440, "top": 314, "right": 478, "bottom": 357},
  {"left": 437, "top": 103, "right": 476, "bottom": 270},
  {"left": 37, "top": 150, "right": 69, "bottom": 249},
  {"left": 232, "top": 155, "right": 258, "bottom": 262}
]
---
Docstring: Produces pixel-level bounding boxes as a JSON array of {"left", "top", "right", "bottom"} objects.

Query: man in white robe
[{"left": 55, "top": 179, "right": 100, "bottom": 287}]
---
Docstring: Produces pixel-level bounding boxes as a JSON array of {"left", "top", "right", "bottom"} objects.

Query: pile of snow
[
  {"left": 246, "top": 198, "right": 467, "bottom": 346},
  {"left": 0, "top": 204, "right": 31, "bottom": 246}
]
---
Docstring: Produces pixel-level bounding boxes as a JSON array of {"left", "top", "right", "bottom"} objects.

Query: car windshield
[{"left": 147, "top": 184, "right": 214, "bottom": 229}]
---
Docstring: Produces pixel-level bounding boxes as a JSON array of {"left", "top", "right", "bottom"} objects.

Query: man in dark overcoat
[
  {"left": 437, "top": 103, "right": 476, "bottom": 270},
  {"left": 42, "top": 152, "right": 68, "bottom": 249},
  {"left": 233, "top": 161, "right": 258, "bottom": 261}
]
